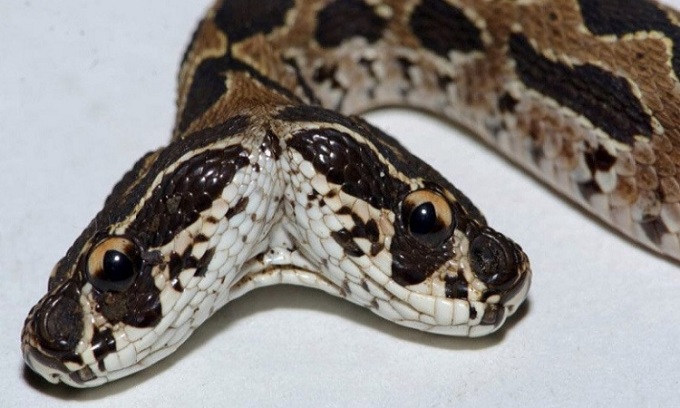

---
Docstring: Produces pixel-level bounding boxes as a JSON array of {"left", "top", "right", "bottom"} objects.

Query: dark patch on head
[
  {"left": 93, "top": 115, "right": 248, "bottom": 235},
  {"left": 91, "top": 328, "right": 116, "bottom": 364},
  {"left": 128, "top": 145, "right": 249, "bottom": 247},
  {"left": 168, "top": 247, "right": 197, "bottom": 282},
  {"left": 261, "top": 129, "right": 282, "bottom": 159},
  {"left": 509, "top": 33, "right": 652, "bottom": 145},
  {"left": 214, "top": 0, "right": 295, "bottom": 43},
  {"left": 195, "top": 248, "right": 216, "bottom": 278},
  {"left": 370, "top": 242, "right": 384, "bottom": 256},
  {"left": 315, "top": 0, "right": 388, "bottom": 48},
  {"left": 172, "top": 279, "right": 183, "bottom": 292},
  {"left": 410, "top": 0, "right": 484, "bottom": 57},
  {"left": 469, "top": 306, "right": 478, "bottom": 320},
  {"left": 331, "top": 229, "right": 365, "bottom": 257},
  {"left": 361, "top": 279, "right": 370, "bottom": 292},
  {"left": 352, "top": 218, "right": 380, "bottom": 243},
  {"left": 226, "top": 196, "right": 249, "bottom": 219},
  {"left": 287, "top": 127, "right": 406, "bottom": 210},
  {"left": 342, "top": 280, "right": 352, "bottom": 295},
  {"left": 444, "top": 275, "right": 468, "bottom": 299},
  {"left": 578, "top": 0, "right": 680, "bottom": 78}
]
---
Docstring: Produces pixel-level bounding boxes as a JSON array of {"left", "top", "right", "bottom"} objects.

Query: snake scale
[{"left": 21, "top": 0, "right": 680, "bottom": 387}]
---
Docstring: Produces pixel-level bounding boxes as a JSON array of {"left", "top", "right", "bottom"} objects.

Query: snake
[{"left": 20, "top": 0, "right": 680, "bottom": 387}]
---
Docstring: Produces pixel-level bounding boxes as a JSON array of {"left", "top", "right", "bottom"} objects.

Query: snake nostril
[
  {"left": 469, "top": 230, "right": 520, "bottom": 289},
  {"left": 35, "top": 296, "right": 83, "bottom": 352}
]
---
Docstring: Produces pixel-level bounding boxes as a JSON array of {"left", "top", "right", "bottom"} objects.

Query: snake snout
[
  {"left": 34, "top": 295, "right": 83, "bottom": 353},
  {"left": 22, "top": 281, "right": 85, "bottom": 384},
  {"left": 469, "top": 228, "right": 525, "bottom": 290}
]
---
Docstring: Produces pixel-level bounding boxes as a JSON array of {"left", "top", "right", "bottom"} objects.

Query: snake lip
[
  {"left": 23, "top": 346, "right": 104, "bottom": 387},
  {"left": 23, "top": 347, "right": 71, "bottom": 385}
]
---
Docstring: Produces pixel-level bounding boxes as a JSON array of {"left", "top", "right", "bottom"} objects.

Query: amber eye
[
  {"left": 86, "top": 236, "right": 142, "bottom": 292},
  {"left": 401, "top": 189, "right": 455, "bottom": 245}
]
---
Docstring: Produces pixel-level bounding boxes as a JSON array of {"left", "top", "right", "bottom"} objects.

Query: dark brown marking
[
  {"left": 178, "top": 53, "right": 300, "bottom": 133},
  {"left": 261, "top": 129, "right": 282, "bottom": 159},
  {"left": 331, "top": 229, "right": 364, "bottom": 257},
  {"left": 469, "top": 306, "right": 478, "bottom": 320},
  {"left": 361, "top": 280, "right": 370, "bottom": 292},
  {"left": 128, "top": 145, "right": 250, "bottom": 247},
  {"left": 226, "top": 197, "right": 249, "bottom": 219},
  {"left": 214, "top": 0, "right": 295, "bottom": 42},
  {"left": 578, "top": 0, "right": 680, "bottom": 78},
  {"left": 178, "top": 55, "right": 231, "bottom": 133},
  {"left": 195, "top": 248, "right": 216, "bottom": 277},
  {"left": 168, "top": 249, "right": 196, "bottom": 281},
  {"left": 444, "top": 275, "right": 468, "bottom": 299},
  {"left": 90, "top": 328, "right": 116, "bottom": 363},
  {"left": 410, "top": 0, "right": 484, "bottom": 57},
  {"left": 288, "top": 127, "right": 406, "bottom": 210},
  {"left": 509, "top": 33, "right": 653, "bottom": 145},
  {"left": 315, "top": 0, "right": 388, "bottom": 47}
]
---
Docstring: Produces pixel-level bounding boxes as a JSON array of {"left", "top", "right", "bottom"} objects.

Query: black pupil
[
  {"left": 409, "top": 202, "right": 437, "bottom": 234},
  {"left": 102, "top": 250, "right": 135, "bottom": 282}
]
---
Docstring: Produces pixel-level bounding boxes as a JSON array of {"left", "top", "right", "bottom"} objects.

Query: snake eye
[
  {"left": 402, "top": 189, "right": 455, "bottom": 245},
  {"left": 86, "top": 236, "right": 142, "bottom": 292}
]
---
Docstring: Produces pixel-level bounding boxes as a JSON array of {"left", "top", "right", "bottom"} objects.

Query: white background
[{"left": 2, "top": 1, "right": 680, "bottom": 406}]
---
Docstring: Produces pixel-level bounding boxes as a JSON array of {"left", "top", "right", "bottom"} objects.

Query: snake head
[
  {"left": 21, "top": 149, "right": 171, "bottom": 387},
  {"left": 21, "top": 117, "right": 266, "bottom": 387},
  {"left": 21, "top": 110, "right": 531, "bottom": 388},
  {"left": 281, "top": 107, "right": 531, "bottom": 337}
]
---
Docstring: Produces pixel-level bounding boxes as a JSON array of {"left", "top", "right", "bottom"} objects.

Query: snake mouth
[{"left": 23, "top": 347, "right": 92, "bottom": 387}]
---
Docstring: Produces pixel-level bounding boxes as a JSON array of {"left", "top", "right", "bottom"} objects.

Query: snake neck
[{"left": 171, "top": 0, "right": 524, "bottom": 142}]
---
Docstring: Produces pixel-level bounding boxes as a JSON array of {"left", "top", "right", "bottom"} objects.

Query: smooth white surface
[{"left": 2, "top": 1, "right": 680, "bottom": 406}]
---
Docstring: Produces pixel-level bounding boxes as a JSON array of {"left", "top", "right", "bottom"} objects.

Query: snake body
[{"left": 21, "top": 0, "right": 680, "bottom": 387}]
